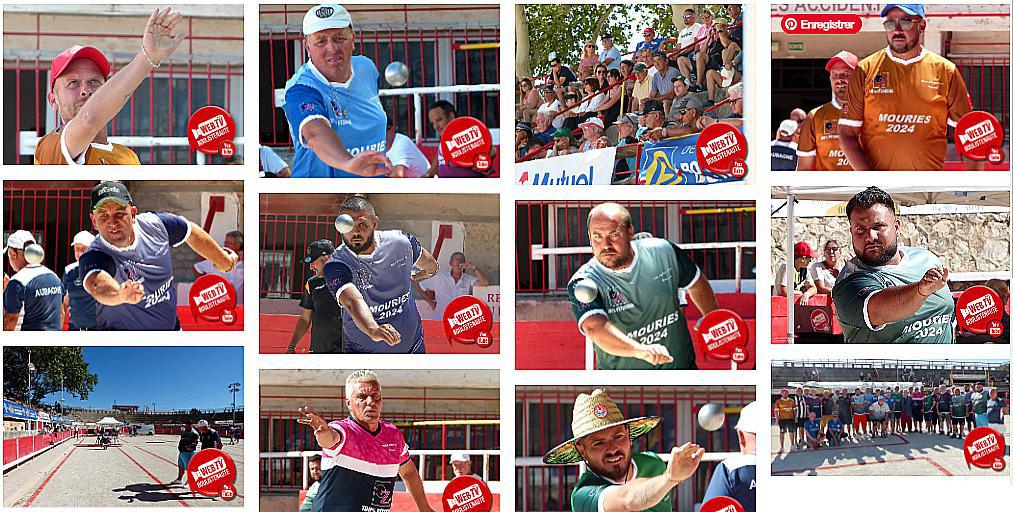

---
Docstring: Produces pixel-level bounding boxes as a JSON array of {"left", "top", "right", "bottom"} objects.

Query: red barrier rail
[
  {"left": 515, "top": 201, "right": 756, "bottom": 294},
  {"left": 3, "top": 430, "right": 74, "bottom": 466}
]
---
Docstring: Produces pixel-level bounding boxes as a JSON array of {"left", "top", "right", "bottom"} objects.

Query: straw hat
[{"left": 542, "top": 389, "right": 661, "bottom": 465}]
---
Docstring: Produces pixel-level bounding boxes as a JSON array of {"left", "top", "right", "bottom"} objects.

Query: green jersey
[
  {"left": 832, "top": 247, "right": 954, "bottom": 343},
  {"left": 951, "top": 395, "right": 967, "bottom": 417},
  {"left": 572, "top": 452, "right": 671, "bottom": 512},
  {"left": 568, "top": 238, "right": 701, "bottom": 370},
  {"left": 971, "top": 392, "right": 988, "bottom": 414},
  {"left": 923, "top": 394, "right": 934, "bottom": 412}
]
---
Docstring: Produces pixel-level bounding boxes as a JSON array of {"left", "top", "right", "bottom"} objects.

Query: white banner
[
  {"left": 516, "top": 147, "right": 616, "bottom": 186},
  {"left": 473, "top": 285, "right": 501, "bottom": 321}
]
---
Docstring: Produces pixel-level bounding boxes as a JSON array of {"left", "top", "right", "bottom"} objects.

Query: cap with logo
[
  {"left": 880, "top": 4, "right": 925, "bottom": 17},
  {"left": 303, "top": 4, "right": 353, "bottom": 35},
  {"left": 825, "top": 50, "right": 859, "bottom": 71},
  {"left": 71, "top": 231, "right": 96, "bottom": 247},
  {"left": 197, "top": 420, "right": 209, "bottom": 428},
  {"left": 91, "top": 181, "right": 133, "bottom": 211},
  {"left": 778, "top": 119, "right": 799, "bottom": 136},
  {"left": 578, "top": 117, "right": 605, "bottom": 132},
  {"left": 50, "top": 46, "right": 110, "bottom": 91},
  {"left": 304, "top": 239, "right": 335, "bottom": 263},
  {"left": 4, "top": 230, "right": 37, "bottom": 253}
]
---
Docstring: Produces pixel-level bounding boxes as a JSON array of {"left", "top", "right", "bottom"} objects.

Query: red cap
[
  {"left": 825, "top": 50, "right": 858, "bottom": 72},
  {"left": 50, "top": 46, "right": 110, "bottom": 90},
  {"left": 794, "top": 241, "right": 816, "bottom": 258},
  {"left": 643, "top": 27, "right": 655, "bottom": 35}
]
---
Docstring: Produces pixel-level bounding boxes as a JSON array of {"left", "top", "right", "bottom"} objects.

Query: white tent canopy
[
  {"left": 774, "top": 186, "right": 1011, "bottom": 342},
  {"left": 96, "top": 417, "right": 124, "bottom": 426}
]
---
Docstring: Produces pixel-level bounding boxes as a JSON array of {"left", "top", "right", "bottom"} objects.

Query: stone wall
[{"left": 771, "top": 213, "right": 1011, "bottom": 273}]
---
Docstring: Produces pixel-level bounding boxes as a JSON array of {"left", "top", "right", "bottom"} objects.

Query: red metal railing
[
  {"left": 259, "top": 213, "right": 334, "bottom": 298},
  {"left": 516, "top": 386, "right": 753, "bottom": 512},
  {"left": 515, "top": 201, "right": 756, "bottom": 294},
  {"left": 259, "top": 4, "right": 500, "bottom": 149},
  {"left": 950, "top": 56, "right": 1010, "bottom": 132},
  {"left": 3, "top": 185, "right": 92, "bottom": 278},
  {"left": 4, "top": 15, "right": 243, "bottom": 165}
]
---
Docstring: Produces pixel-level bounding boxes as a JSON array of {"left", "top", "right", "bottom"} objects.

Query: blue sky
[{"left": 43, "top": 347, "right": 244, "bottom": 411}]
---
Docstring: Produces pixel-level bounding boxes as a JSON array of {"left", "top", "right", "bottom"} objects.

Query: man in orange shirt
[
  {"left": 34, "top": 8, "right": 184, "bottom": 165},
  {"left": 774, "top": 388, "right": 798, "bottom": 452},
  {"left": 797, "top": 51, "right": 857, "bottom": 171},
  {"left": 838, "top": 4, "right": 980, "bottom": 171}
]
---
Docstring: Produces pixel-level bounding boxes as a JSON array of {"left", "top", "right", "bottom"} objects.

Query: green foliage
[{"left": 3, "top": 347, "right": 98, "bottom": 406}]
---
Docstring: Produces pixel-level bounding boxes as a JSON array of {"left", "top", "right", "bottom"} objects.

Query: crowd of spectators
[{"left": 515, "top": 5, "right": 745, "bottom": 171}]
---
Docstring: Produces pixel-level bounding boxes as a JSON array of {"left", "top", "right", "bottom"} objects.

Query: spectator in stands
[
  {"left": 598, "top": 34, "right": 621, "bottom": 71},
  {"left": 619, "top": 59, "right": 634, "bottom": 80},
  {"left": 548, "top": 56, "right": 577, "bottom": 90},
  {"left": 193, "top": 230, "right": 245, "bottom": 305},
  {"left": 826, "top": 411, "right": 844, "bottom": 446},
  {"left": 516, "top": 122, "right": 537, "bottom": 161},
  {"left": 578, "top": 41, "right": 597, "bottom": 80},
  {"left": 986, "top": 387, "right": 1007, "bottom": 434},
  {"left": 259, "top": 146, "right": 291, "bottom": 178},
  {"left": 703, "top": 401, "right": 758, "bottom": 512},
  {"left": 298, "top": 455, "right": 323, "bottom": 512},
  {"left": 558, "top": 92, "right": 583, "bottom": 130},
  {"left": 577, "top": 118, "right": 608, "bottom": 152},
  {"left": 635, "top": 27, "right": 668, "bottom": 54},
  {"left": 635, "top": 99, "right": 667, "bottom": 141},
  {"left": 649, "top": 51, "right": 681, "bottom": 116},
  {"left": 168, "top": 420, "right": 199, "bottom": 486},
  {"left": 537, "top": 86, "right": 563, "bottom": 129},
  {"left": 971, "top": 382, "right": 989, "bottom": 427},
  {"left": 288, "top": 240, "right": 342, "bottom": 354},
  {"left": 775, "top": 389, "right": 797, "bottom": 452},
  {"left": 950, "top": 385, "right": 967, "bottom": 439},
  {"left": 384, "top": 116, "right": 429, "bottom": 178},
  {"left": 727, "top": 4, "right": 744, "bottom": 42},
  {"left": 417, "top": 251, "right": 490, "bottom": 320},
  {"left": 450, "top": 452, "right": 483, "bottom": 480},
  {"left": 670, "top": 79, "right": 705, "bottom": 118},
  {"left": 597, "top": 69, "right": 625, "bottom": 126},
  {"left": 517, "top": 78, "right": 542, "bottom": 124},
  {"left": 703, "top": 17, "right": 741, "bottom": 104},
  {"left": 630, "top": 63, "right": 653, "bottom": 113},
  {"left": 803, "top": 411, "right": 822, "bottom": 450},
  {"left": 673, "top": 9, "right": 706, "bottom": 89},
  {"left": 678, "top": 9, "right": 715, "bottom": 91},
  {"left": 809, "top": 240, "right": 843, "bottom": 295},
  {"left": 774, "top": 241, "right": 817, "bottom": 304},
  {"left": 611, "top": 114, "right": 639, "bottom": 183},
  {"left": 533, "top": 112, "right": 555, "bottom": 146},
  {"left": 546, "top": 127, "right": 577, "bottom": 158},
  {"left": 724, "top": 82, "right": 744, "bottom": 121},
  {"left": 770, "top": 120, "right": 798, "bottom": 171},
  {"left": 985, "top": 278, "right": 1011, "bottom": 338},
  {"left": 63, "top": 231, "right": 98, "bottom": 330},
  {"left": 635, "top": 48, "right": 656, "bottom": 75},
  {"left": 575, "top": 77, "right": 606, "bottom": 121},
  {"left": 196, "top": 419, "right": 223, "bottom": 451}
]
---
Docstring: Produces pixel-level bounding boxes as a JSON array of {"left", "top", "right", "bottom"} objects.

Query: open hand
[{"left": 143, "top": 8, "right": 186, "bottom": 65}]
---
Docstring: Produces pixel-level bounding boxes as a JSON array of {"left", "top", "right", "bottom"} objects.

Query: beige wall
[{"left": 771, "top": 213, "right": 1011, "bottom": 273}]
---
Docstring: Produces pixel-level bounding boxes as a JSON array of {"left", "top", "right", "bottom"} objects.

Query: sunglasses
[
  {"left": 596, "top": 70, "right": 606, "bottom": 74},
  {"left": 883, "top": 18, "right": 919, "bottom": 31},
  {"left": 826, "top": 247, "right": 840, "bottom": 252},
  {"left": 683, "top": 14, "right": 694, "bottom": 18}
]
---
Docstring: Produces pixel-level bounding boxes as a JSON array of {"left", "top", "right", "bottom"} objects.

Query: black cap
[
  {"left": 601, "top": 33, "right": 613, "bottom": 40},
  {"left": 637, "top": 99, "right": 665, "bottom": 116},
  {"left": 515, "top": 122, "right": 533, "bottom": 135},
  {"left": 653, "top": 50, "right": 668, "bottom": 58},
  {"left": 91, "top": 181, "right": 132, "bottom": 211},
  {"left": 304, "top": 239, "right": 335, "bottom": 263}
]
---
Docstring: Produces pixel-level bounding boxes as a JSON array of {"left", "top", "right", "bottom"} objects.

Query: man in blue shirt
[
  {"left": 826, "top": 411, "right": 845, "bottom": 446},
  {"left": 3, "top": 230, "right": 64, "bottom": 331},
  {"left": 803, "top": 411, "right": 822, "bottom": 450},
  {"left": 703, "top": 401, "right": 757, "bottom": 512},
  {"left": 283, "top": 4, "right": 391, "bottom": 178},
  {"left": 323, "top": 196, "right": 440, "bottom": 354},
  {"left": 79, "top": 181, "right": 239, "bottom": 330},
  {"left": 62, "top": 231, "right": 99, "bottom": 330}
]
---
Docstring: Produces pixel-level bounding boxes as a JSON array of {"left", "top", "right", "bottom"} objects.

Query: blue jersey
[
  {"left": 323, "top": 230, "right": 424, "bottom": 354},
  {"left": 283, "top": 57, "right": 387, "bottom": 178},
  {"left": 702, "top": 454, "right": 755, "bottom": 512},
  {"left": 635, "top": 37, "right": 667, "bottom": 53},
  {"left": 804, "top": 419, "right": 821, "bottom": 438},
  {"left": 79, "top": 212, "right": 190, "bottom": 330},
  {"left": 827, "top": 419, "right": 843, "bottom": 434},
  {"left": 4, "top": 264, "right": 63, "bottom": 330},
  {"left": 62, "top": 261, "right": 97, "bottom": 329}
]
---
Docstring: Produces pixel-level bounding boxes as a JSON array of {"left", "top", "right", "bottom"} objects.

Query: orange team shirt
[
  {"left": 775, "top": 398, "right": 797, "bottom": 420},
  {"left": 839, "top": 47, "right": 972, "bottom": 170},
  {"left": 796, "top": 98, "right": 851, "bottom": 171},
  {"left": 34, "top": 125, "right": 140, "bottom": 165}
]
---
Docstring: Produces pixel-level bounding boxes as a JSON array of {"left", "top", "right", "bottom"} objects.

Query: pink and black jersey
[{"left": 314, "top": 417, "right": 410, "bottom": 512}]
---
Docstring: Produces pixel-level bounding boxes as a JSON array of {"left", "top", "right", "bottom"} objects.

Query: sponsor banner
[
  {"left": 473, "top": 285, "right": 500, "bottom": 321},
  {"left": 3, "top": 400, "right": 38, "bottom": 421},
  {"left": 516, "top": 147, "right": 615, "bottom": 186},
  {"left": 639, "top": 135, "right": 744, "bottom": 185}
]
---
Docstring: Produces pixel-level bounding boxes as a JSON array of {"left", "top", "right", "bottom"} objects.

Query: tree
[{"left": 2, "top": 347, "right": 98, "bottom": 406}]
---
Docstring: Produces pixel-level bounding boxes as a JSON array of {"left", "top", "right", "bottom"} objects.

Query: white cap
[
  {"left": 197, "top": 420, "right": 209, "bottom": 428},
  {"left": 777, "top": 119, "right": 798, "bottom": 136},
  {"left": 449, "top": 452, "right": 470, "bottom": 463},
  {"left": 578, "top": 117, "right": 605, "bottom": 131},
  {"left": 71, "top": 231, "right": 95, "bottom": 247},
  {"left": 4, "top": 230, "right": 36, "bottom": 252},
  {"left": 734, "top": 401, "right": 762, "bottom": 434},
  {"left": 303, "top": 4, "right": 353, "bottom": 35}
]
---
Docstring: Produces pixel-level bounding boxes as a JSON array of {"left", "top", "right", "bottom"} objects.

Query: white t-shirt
[
  {"left": 808, "top": 260, "right": 842, "bottom": 289},
  {"left": 677, "top": 23, "right": 705, "bottom": 50},
  {"left": 385, "top": 133, "right": 429, "bottom": 178},
  {"left": 194, "top": 260, "right": 245, "bottom": 305},
  {"left": 774, "top": 261, "right": 813, "bottom": 293},
  {"left": 420, "top": 271, "right": 479, "bottom": 319},
  {"left": 259, "top": 147, "right": 289, "bottom": 176},
  {"left": 538, "top": 99, "right": 564, "bottom": 128}
]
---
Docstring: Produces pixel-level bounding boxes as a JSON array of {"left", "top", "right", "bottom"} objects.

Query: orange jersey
[
  {"left": 840, "top": 47, "right": 972, "bottom": 170},
  {"left": 34, "top": 125, "right": 140, "bottom": 165},
  {"left": 775, "top": 398, "right": 797, "bottom": 420},
  {"left": 797, "top": 99, "right": 851, "bottom": 171}
]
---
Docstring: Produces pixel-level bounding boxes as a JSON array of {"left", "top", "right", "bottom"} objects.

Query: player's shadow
[{"left": 113, "top": 483, "right": 212, "bottom": 503}]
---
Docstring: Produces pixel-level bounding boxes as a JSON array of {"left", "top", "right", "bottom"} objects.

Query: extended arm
[
  {"left": 600, "top": 444, "right": 704, "bottom": 512},
  {"left": 84, "top": 271, "right": 144, "bottom": 306},
  {"left": 301, "top": 119, "right": 391, "bottom": 176},
  {"left": 866, "top": 268, "right": 948, "bottom": 326},
  {"left": 338, "top": 286, "right": 401, "bottom": 346},
  {"left": 287, "top": 309, "right": 313, "bottom": 353},
  {"left": 581, "top": 314, "right": 673, "bottom": 365},
  {"left": 687, "top": 273, "right": 718, "bottom": 315},
  {"left": 184, "top": 222, "right": 238, "bottom": 273}
]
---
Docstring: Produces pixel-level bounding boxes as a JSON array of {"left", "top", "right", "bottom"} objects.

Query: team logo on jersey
[
  {"left": 352, "top": 268, "right": 372, "bottom": 289},
  {"left": 371, "top": 481, "right": 394, "bottom": 506},
  {"left": 823, "top": 120, "right": 837, "bottom": 135},
  {"left": 119, "top": 261, "right": 142, "bottom": 282},
  {"left": 840, "top": 101, "right": 848, "bottom": 115},
  {"left": 299, "top": 102, "right": 320, "bottom": 114},
  {"left": 874, "top": 72, "right": 889, "bottom": 88},
  {"left": 606, "top": 288, "right": 635, "bottom": 314}
]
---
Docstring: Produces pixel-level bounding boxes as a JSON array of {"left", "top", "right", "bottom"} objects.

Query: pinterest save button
[{"left": 781, "top": 14, "right": 863, "bottom": 35}]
